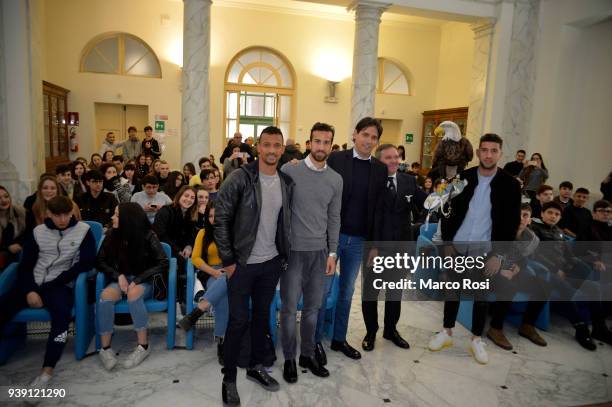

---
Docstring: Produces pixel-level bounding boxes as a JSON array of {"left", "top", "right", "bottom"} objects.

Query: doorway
[{"left": 95, "top": 103, "right": 148, "bottom": 151}]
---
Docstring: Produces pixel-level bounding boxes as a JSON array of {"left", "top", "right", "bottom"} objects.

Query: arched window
[
  {"left": 80, "top": 33, "right": 162, "bottom": 78},
  {"left": 224, "top": 47, "right": 296, "bottom": 141},
  {"left": 377, "top": 58, "right": 410, "bottom": 95}
]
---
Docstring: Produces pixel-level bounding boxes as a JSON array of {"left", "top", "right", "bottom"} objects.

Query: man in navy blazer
[{"left": 361, "top": 144, "right": 427, "bottom": 351}]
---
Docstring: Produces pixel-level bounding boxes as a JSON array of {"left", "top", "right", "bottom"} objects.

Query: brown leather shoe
[
  {"left": 486, "top": 328, "right": 513, "bottom": 350},
  {"left": 519, "top": 324, "right": 547, "bottom": 347}
]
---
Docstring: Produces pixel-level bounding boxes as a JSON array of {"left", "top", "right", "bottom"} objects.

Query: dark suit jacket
[
  {"left": 327, "top": 149, "right": 387, "bottom": 241},
  {"left": 380, "top": 172, "right": 428, "bottom": 241}
]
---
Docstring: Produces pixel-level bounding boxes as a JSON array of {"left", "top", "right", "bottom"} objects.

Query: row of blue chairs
[{"left": 0, "top": 221, "right": 178, "bottom": 365}]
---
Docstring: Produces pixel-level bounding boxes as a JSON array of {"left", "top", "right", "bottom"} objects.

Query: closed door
[{"left": 95, "top": 103, "right": 148, "bottom": 152}]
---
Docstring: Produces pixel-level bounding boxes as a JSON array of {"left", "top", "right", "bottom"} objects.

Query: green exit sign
[
  {"left": 405, "top": 133, "right": 413, "bottom": 144},
  {"left": 154, "top": 120, "right": 165, "bottom": 132}
]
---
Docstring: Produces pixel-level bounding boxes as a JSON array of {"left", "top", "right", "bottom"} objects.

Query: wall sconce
[{"left": 324, "top": 81, "right": 339, "bottom": 103}]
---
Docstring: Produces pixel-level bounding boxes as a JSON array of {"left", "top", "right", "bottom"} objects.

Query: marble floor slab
[{"left": 1, "top": 294, "right": 610, "bottom": 406}]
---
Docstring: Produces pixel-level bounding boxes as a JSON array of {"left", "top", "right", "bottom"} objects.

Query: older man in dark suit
[{"left": 361, "top": 144, "right": 427, "bottom": 351}]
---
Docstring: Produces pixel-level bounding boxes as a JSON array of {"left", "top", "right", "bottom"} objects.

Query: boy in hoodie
[
  {"left": 487, "top": 204, "right": 548, "bottom": 350},
  {"left": 0, "top": 196, "right": 96, "bottom": 387},
  {"left": 530, "top": 201, "right": 597, "bottom": 351}
]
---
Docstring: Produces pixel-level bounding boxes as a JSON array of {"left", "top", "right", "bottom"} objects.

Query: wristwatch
[{"left": 329, "top": 252, "right": 337, "bottom": 258}]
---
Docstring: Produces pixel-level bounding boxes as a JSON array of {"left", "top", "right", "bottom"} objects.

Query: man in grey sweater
[{"left": 280, "top": 122, "right": 343, "bottom": 384}]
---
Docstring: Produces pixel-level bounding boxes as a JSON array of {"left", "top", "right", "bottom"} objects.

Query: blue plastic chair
[
  {"left": 419, "top": 223, "right": 438, "bottom": 241},
  {"left": 185, "top": 261, "right": 281, "bottom": 348},
  {"left": 0, "top": 221, "right": 105, "bottom": 365},
  {"left": 95, "top": 242, "right": 177, "bottom": 350}
]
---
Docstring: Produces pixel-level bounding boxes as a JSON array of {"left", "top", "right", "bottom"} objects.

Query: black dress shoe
[
  {"left": 383, "top": 329, "right": 410, "bottom": 349},
  {"left": 330, "top": 340, "right": 361, "bottom": 359},
  {"left": 575, "top": 324, "right": 596, "bottom": 351},
  {"left": 222, "top": 381, "right": 240, "bottom": 406},
  {"left": 246, "top": 366, "right": 280, "bottom": 391},
  {"left": 314, "top": 342, "right": 327, "bottom": 366},
  {"left": 362, "top": 332, "right": 376, "bottom": 351},
  {"left": 283, "top": 359, "right": 298, "bottom": 383},
  {"left": 299, "top": 355, "right": 330, "bottom": 377}
]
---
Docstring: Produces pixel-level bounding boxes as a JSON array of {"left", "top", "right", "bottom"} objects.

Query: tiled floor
[{"left": 1, "top": 287, "right": 611, "bottom": 406}]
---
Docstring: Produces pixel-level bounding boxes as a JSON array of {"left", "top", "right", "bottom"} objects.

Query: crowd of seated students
[{"left": 0, "top": 128, "right": 610, "bottom": 393}]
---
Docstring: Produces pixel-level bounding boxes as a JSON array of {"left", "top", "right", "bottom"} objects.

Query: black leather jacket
[
  {"left": 96, "top": 230, "right": 169, "bottom": 284},
  {"left": 214, "top": 160, "right": 294, "bottom": 267}
]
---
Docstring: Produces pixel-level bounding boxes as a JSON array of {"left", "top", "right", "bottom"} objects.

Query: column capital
[
  {"left": 348, "top": 1, "right": 391, "bottom": 22},
  {"left": 470, "top": 18, "right": 496, "bottom": 39}
]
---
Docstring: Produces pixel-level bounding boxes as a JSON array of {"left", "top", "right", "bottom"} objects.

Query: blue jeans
[
  {"left": 97, "top": 276, "right": 153, "bottom": 335},
  {"left": 315, "top": 234, "right": 364, "bottom": 342},
  {"left": 203, "top": 273, "right": 229, "bottom": 338}
]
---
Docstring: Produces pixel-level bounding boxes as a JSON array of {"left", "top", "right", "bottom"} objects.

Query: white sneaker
[
  {"left": 470, "top": 337, "right": 489, "bottom": 364},
  {"left": 428, "top": 330, "right": 453, "bottom": 351},
  {"left": 123, "top": 344, "right": 150, "bottom": 369},
  {"left": 29, "top": 372, "right": 52, "bottom": 388},
  {"left": 99, "top": 347, "right": 118, "bottom": 371}
]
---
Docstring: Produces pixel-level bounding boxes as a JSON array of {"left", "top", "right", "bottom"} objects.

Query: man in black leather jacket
[{"left": 215, "top": 126, "right": 294, "bottom": 405}]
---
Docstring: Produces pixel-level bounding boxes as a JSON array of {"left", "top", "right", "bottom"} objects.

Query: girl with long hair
[
  {"left": 183, "top": 162, "right": 197, "bottom": 184},
  {"left": 519, "top": 153, "right": 549, "bottom": 200},
  {"left": 178, "top": 202, "right": 228, "bottom": 365},
  {"left": 100, "top": 163, "right": 132, "bottom": 203},
  {"left": 89, "top": 153, "right": 103, "bottom": 170},
  {"left": 163, "top": 171, "right": 186, "bottom": 200},
  {"left": 96, "top": 203, "right": 169, "bottom": 370},
  {"left": 24, "top": 175, "right": 80, "bottom": 236},
  {"left": 0, "top": 186, "right": 26, "bottom": 269},
  {"left": 71, "top": 160, "right": 88, "bottom": 197}
]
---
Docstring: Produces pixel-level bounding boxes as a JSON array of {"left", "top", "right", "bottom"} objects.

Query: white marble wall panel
[{"left": 181, "top": 0, "right": 212, "bottom": 166}]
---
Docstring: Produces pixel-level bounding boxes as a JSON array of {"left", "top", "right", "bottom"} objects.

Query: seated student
[
  {"left": 530, "top": 184, "right": 554, "bottom": 219},
  {"left": 96, "top": 203, "right": 169, "bottom": 371},
  {"left": 0, "top": 185, "right": 26, "bottom": 270},
  {"left": 213, "top": 168, "right": 222, "bottom": 190},
  {"left": 0, "top": 196, "right": 96, "bottom": 387},
  {"left": 122, "top": 163, "right": 142, "bottom": 195},
  {"left": 553, "top": 181, "right": 573, "bottom": 211},
  {"left": 195, "top": 188, "right": 209, "bottom": 229},
  {"left": 530, "top": 201, "right": 597, "bottom": 350},
  {"left": 188, "top": 157, "right": 214, "bottom": 186},
  {"left": 153, "top": 186, "right": 197, "bottom": 291},
  {"left": 199, "top": 168, "right": 219, "bottom": 201},
  {"left": 487, "top": 204, "right": 549, "bottom": 350},
  {"left": 183, "top": 162, "right": 197, "bottom": 185},
  {"left": 71, "top": 160, "right": 88, "bottom": 198},
  {"left": 100, "top": 163, "right": 132, "bottom": 204},
  {"left": 102, "top": 150, "right": 115, "bottom": 164},
  {"left": 163, "top": 171, "right": 186, "bottom": 200},
  {"left": 130, "top": 175, "right": 172, "bottom": 223},
  {"left": 89, "top": 153, "right": 103, "bottom": 171},
  {"left": 74, "top": 170, "right": 118, "bottom": 230},
  {"left": 148, "top": 159, "right": 162, "bottom": 178},
  {"left": 178, "top": 202, "right": 228, "bottom": 365},
  {"left": 223, "top": 146, "right": 247, "bottom": 179},
  {"left": 136, "top": 154, "right": 149, "bottom": 179},
  {"left": 24, "top": 174, "right": 81, "bottom": 238},
  {"left": 56, "top": 164, "right": 75, "bottom": 199},
  {"left": 578, "top": 199, "right": 612, "bottom": 344},
  {"left": 157, "top": 161, "right": 171, "bottom": 190},
  {"left": 112, "top": 155, "right": 125, "bottom": 177},
  {"left": 559, "top": 187, "right": 592, "bottom": 239}
]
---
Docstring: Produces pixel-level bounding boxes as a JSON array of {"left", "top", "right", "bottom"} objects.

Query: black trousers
[
  {"left": 361, "top": 266, "right": 404, "bottom": 334},
  {"left": 222, "top": 256, "right": 282, "bottom": 382},
  {"left": 443, "top": 300, "right": 487, "bottom": 336},
  {"left": 0, "top": 283, "right": 73, "bottom": 368}
]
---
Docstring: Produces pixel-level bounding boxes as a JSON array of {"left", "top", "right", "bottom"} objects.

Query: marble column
[
  {"left": 0, "top": 0, "right": 44, "bottom": 201},
  {"left": 181, "top": 0, "right": 211, "bottom": 166},
  {"left": 466, "top": 20, "right": 495, "bottom": 150},
  {"left": 348, "top": 1, "right": 390, "bottom": 142},
  {"left": 500, "top": 0, "right": 539, "bottom": 160}
]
